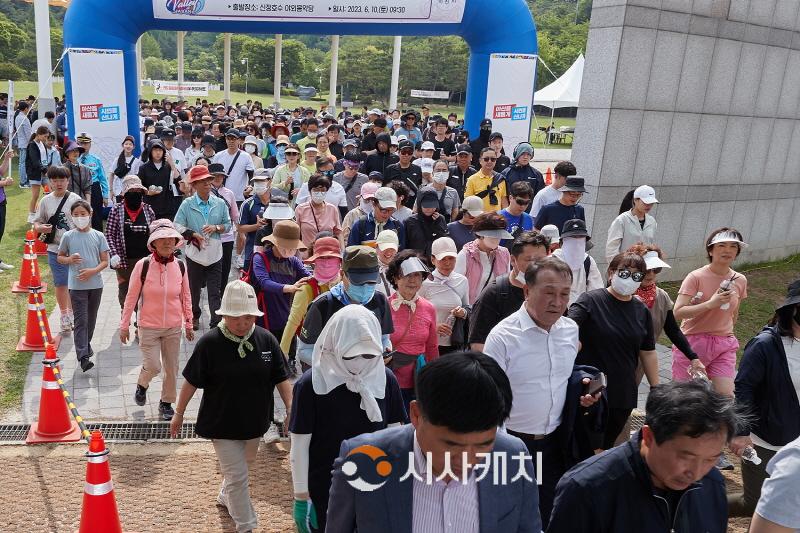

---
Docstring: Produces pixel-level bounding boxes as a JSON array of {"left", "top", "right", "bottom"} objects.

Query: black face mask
[
  {"left": 479, "top": 128, "right": 491, "bottom": 141},
  {"left": 124, "top": 192, "right": 143, "bottom": 209}
]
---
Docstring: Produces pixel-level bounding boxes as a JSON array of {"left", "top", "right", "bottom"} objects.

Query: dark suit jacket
[{"left": 326, "top": 424, "right": 542, "bottom": 533}]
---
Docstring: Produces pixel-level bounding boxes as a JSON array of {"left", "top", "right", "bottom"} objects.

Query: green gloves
[{"left": 293, "top": 499, "right": 318, "bottom": 533}]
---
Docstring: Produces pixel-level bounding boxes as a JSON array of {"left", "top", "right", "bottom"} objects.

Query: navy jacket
[
  {"left": 558, "top": 365, "right": 608, "bottom": 470},
  {"left": 502, "top": 163, "right": 545, "bottom": 208},
  {"left": 326, "top": 424, "right": 542, "bottom": 533},
  {"left": 347, "top": 212, "right": 405, "bottom": 249},
  {"left": 547, "top": 432, "right": 728, "bottom": 533},
  {"left": 735, "top": 326, "right": 800, "bottom": 445}
]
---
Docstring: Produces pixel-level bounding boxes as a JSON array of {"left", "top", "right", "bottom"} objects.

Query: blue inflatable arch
[{"left": 63, "top": 0, "right": 537, "bottom": 147}]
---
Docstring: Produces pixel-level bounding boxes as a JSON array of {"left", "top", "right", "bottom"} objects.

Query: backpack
[
  {"left": 240, "top": 251, "right": 271, "bottom": 330},
  {"left": 140, "top": 256, "right": 185, "bottom": 282}
]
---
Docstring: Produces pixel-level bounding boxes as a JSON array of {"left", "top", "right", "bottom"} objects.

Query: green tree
[
  {"left": 0, "top": 13, "right": 28, "bottom": 61},
  {"left": 143, "top": 57, "right": 173, "bottom": 80},
  {"left": 141, "top": 32, "right": 162, "bottom": 59}
]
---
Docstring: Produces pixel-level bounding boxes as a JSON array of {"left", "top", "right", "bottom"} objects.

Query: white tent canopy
[{"left": 534, "top": 53, "right": 584, "bottom": 109}]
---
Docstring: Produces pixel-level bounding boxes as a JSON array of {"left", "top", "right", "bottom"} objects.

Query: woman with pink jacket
[
  {"left": 453, "top": 212, "right": 512, "bottom": 305},
  {"left": 119, "top": 219, "right": 193, "bottom": 421}
]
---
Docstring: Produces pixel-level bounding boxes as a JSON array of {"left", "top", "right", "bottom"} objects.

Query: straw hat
[
  {"left": 121, "top": 175, "right": 147, "bottom": 195},
  {"left": 215, "top": 280, "right": 264, "bottom": 317},
  {"left": 147, "top": 219, "right": 184, "bottom": 251},
  {"left": 263, "top": 220, "right": 307, "bottom": 250}
]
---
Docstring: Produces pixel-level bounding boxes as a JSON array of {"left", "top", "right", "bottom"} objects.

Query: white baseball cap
[
  {"left": 376, "top": 230, "right": 399, "bottom": 251},
  {"left": 431, "top": 237, "right": 458, "bottom": 260},
  {"left": 461, "top": 196, "right": 484, "bottom": 217},
  {"left": 421, "top": 141, "right": 435, "bottom": 151},
  {"left": 215, "top": 280, "right": 264, "bottom": 317},
  {"left": 374, "top": 187, "right": 398, "bottom": 209},
  {"left": 418, "top": 158, "right": 435, "bottom": 174},
  {"left": 540, "top": 224, "right": 560, "bottom": 244},
  {"left": 633, "top": 185, "right": 658, "bottom": 204}
]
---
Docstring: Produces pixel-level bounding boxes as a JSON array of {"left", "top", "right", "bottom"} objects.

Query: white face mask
[
  {"left": 245, "top": 145, "right": 256, "bottom": 154},
  {"left": 515, "top": 270, "right": 526, "bottom": 285},
  {"left": 311, "top": 191, "right": 327, "bottom": 204},
  {"left": 360, "top": 199, "right": 374, "bottom": 214},
  {"left": 448, "top": 121, "right": 456, "bottom": 128},
  {"left": 343, "top": 355, "right": 372, "bottom": 375},
  {"left": 306, "top": 131, "right": 318, "bottom": 139},
  {"left": 73, "top": 216, "right": 91, "bottom": 229},
  {"left": 253, "top": 183, "right": 268, "bottom": 195},
  {"left": 561, "top": 237, "right": 586, "bottom": 271},
  {"left": 433, "top": 172, "right": 449, "bottom": 184},
  {"left": 611, "top": 274, "right": 641, "bottom": 296}
]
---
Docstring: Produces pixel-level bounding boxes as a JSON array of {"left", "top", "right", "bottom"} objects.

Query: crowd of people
[{"left": 3, "top": 94, "right": 800, "bottom": 533}]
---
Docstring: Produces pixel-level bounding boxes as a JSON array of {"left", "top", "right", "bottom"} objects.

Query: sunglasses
[
  {"left": 285, "top": 152, "right": 299, "bottom": 156},
  {"left": 617, "top": 269, "right": 645, "bottom": 282},
  {"left": 400, "top": 149, "right": 413, "bottom": 155},
  {"left": 513, "top": 197, "right": 531, "bottom": 205},
  {"left": 482, "top": 157, "right": 497, "bottom": 162}
]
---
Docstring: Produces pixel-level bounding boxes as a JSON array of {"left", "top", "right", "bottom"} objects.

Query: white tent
[{"left": 534, "top": 53, "right": 584, "bottom": 109}]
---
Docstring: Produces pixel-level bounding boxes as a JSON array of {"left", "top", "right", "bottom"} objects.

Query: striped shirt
[{"left": 412, "top": 432, "right": 479, "bottom": 533}]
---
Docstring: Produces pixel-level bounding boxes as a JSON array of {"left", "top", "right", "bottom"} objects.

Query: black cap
[
  {"left": 480, "top": 118, "right": 492, "bottom": 128},
  {"left": 225, "top": 128, "right": 239, "bottom": 138},
  {"left": 398, "top": 139, "right": 414, "bottom": 151},
  {"left": 560, "top": 219, "right": 590, "bottom": 239},
  {"left": 419, "top": 190, "right": 440, "bottom": 209},
  {"left": 456, "top": 143, "right": 471, "bottom": 155},
  {"left": 402, "top": 110, "right": 417, "bottom": 120},
  {"left": 179, "top": 122, "right": 192, "bottom": 131},
  {"left": 201, "top": 134, "right": 216, "bottom": 147},
  {"left": 344, "top": 152, "right": 361, "bottom": 163},
  {"left": 238, "top": 130, "right": 248, "bottom": 139},
  {"left": 207, "top": 163, "right": 227, "bottom": 177},
  {"left": 368, "top": 171, "right": 384, "bottom": 182},
  {"left": 489, "top": 131, "right": 503, "bottom": 141},
  {"left": 159, "top": 128, "right": 175, "bottom": 139},
  {"left": 777, "top": 279, "right": 800, "bottom": 311},
  {"left": 558, "top": 176, "right": 588, "bottom": 193},
  {"left": 373, "top": 117, "right": 387, "bottom": 128}
]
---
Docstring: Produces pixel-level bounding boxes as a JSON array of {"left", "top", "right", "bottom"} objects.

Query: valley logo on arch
[{"left": 166, "top": 0, "right": 206, "bottom": 15}]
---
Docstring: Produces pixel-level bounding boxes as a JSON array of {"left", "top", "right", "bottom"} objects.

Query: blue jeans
[{"left": 17, "top": 147, "right": 27, "bottom": 186}]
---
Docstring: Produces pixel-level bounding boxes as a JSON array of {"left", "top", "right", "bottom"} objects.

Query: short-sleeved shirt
[
  {"left": 183, "top": 326, "right": 289, "bottom": 440},
  {"left": 238, "top": 192, "right": 286, "bottom": 261},
  {"left": 300, "top": 290, "right": 394, "bottom": 346},
  {"left": 677, "top": 265, "right": 748, "bottom": 337},
  {"left": 533, "top": 200, "right": 585, "bottom": 232},
  {"left": 755, "top": 436, "right": 800, "bottom": 529},
  {"left": 212, "top": 149, "right": 255, "bottom": 201},
  {"left": 332, "top": 171, "right": 368, "bottom": 210},
  {"left": 464, "top": 170, "right": 507, "bottom": 212},
  {"left": 416, "top": 185, "right": 461, "bottom": 219},
  {"left": 294, "top": 202, "right": 342, "bottom": 246},
  {"left": 431, "top": 137, "right": 456, "bottom": 160},
  {"left": 34, "top": 192, "right": 82, "bottom": 253},
  {"left": 498, "top": 209, "right": 534, "bottom": 248},
  {"left": 58, "top": 229, "right": 109, "bottom": 290},
  {"left": 289, "top": 367, "right": 407, "bottom": 489},
  {"left": 568, "top": 288, "right": 656, "bottom": 409},
  {"left": 446, "top": 221, "right": 475, "bottom": 251},
  {"left": 468, "top": 275, "right": 525, "bottom": 346}
]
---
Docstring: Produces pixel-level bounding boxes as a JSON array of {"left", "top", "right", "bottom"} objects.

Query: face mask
[
  {"left": 482, "top": 236, "right": 501, "bottom": 250},
  {"left": 73, "top": 216, "right": 91, "bottom": 229},
  {"left": 124, "top": 192, "right": 143, "bottom": 209},
  {"left": 611, "top": 274, "right": 641, "bottom": 296},
  {"left": 561, "top": 237, "right": 586, "bottom": 271},
  {"left": 360, "top": 199, "right": 374, "bottom": 214},
  {"left": 448, "top": 121, "right": 456, "bottom": 128},
  {"left": 245, "top": 145, "right": 256, "bottom": 154},
  {"left": 311, "top": 191, "right": 327, "bottom": 204},
  {"left": 307, "top": 131, "right": 318, "bottom": 139},
  {"left": 515, "top": 270, "right": 526, "bottom": 285},
  {"left": 346, "top": 282, "right": 376, "bottom": 304},
  {"left": 314, "top": 258, "right": 341, "bottom": 283},
  {"left": 343, "top": 356, "right": 372, "bottom": 375},
  {"left": 433, "top": 172, "right": 449, "bottom": 184},
  {"left": 277, "top": 145, "right": 286, "bottom": 157},
  {"left": 253, "top": 183, "right": 268, "bottom": 195}
]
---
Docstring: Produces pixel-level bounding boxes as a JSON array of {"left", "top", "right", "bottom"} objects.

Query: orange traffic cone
[
  {"left": 26, "top": 346, "right": 81, "bottom": 444},
  {"left": 12, "top": 230, "right": 48, "bottom": 293},
  {"left": 79, "top": 431, "right": 123, "bottom": 533},
  {"left": 17, "top": 274, "right": 60, "bottom": 352},
  {"left": 33, "top": 230, "right": 48, "bottom": 256},
  {"left": 545, "top": 167, "right": 552, "bottom": 186}
]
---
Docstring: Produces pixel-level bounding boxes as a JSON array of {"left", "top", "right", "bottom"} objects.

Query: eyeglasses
[
  {"left": 482, "top": 157, "right": 497, "bottom": 162},
  {"left": 513, "top": 197, "right": 531, "bottom": 205},
  {"left": 617, "top": 269, "right": 645, "bottom": 282}
]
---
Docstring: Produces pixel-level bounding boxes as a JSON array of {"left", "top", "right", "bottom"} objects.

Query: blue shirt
[
  {"left": 239, "top": 194, "right": 269, "bottom": 262},
  {"left": 58, "top": 229, "right": 109, "bottom": 290},
  {"left": 499, "top": 209, "right": 534, "bottom": 248},
  {"left": 534, "top": 200, "right": 585, "bottom": 234},
  {"left": 78, "top": 153, "right": 109, "bottom": 197}
]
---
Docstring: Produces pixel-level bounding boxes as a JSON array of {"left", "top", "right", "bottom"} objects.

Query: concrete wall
[{"left": 574, "top": 0, "right": 800, "bottom": 280}]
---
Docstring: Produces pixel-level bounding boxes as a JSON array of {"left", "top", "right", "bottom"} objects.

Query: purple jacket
[{"left": 251, "top": 248, "right": 310, "bottom": 331}]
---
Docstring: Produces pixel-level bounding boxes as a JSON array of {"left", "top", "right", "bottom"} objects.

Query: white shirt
[
  {"left": 531, "top": 185, "right": 561, "bottom": 218},
  {"left": 484, "top": 307, "right": 579, "bottom": 435},
  {"left": 167, "top": 146, "right": 186, "bottom": 196},
  {"left": 213, "top": 149, "right": 256, "bottom": 201},
  {"left": 295, "top": 180, "right": 349, "bottom": 209},
  {"left": 454, "top": 248, "right": 492, "bottom": 305},
  {"left": 412, "top": 432, "right": 479, "bottom": 533},
  {"left": 418, "top": 270, "right": 470, "bottom": 346}
]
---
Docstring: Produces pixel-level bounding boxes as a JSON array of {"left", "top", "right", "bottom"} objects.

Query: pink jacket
[
  {"left": 120, "top": 255, "right": 192, "bottom": 330},
  {"left": 462, "top": 239, "right": 510, "bottom": 304}
]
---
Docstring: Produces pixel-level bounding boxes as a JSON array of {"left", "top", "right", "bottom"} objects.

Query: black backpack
[{"left": 140, "top": 256, "right": 185, "bottom": 282}]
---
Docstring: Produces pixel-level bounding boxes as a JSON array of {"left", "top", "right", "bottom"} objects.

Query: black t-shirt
[
  {"left": 289, "top": 367, "right": 407, "bottom": 490},
  {"left": 447, "top": 164, "right": 476, "bottom": 200},
  {"left": 431, "top": 137, "right": 456, "bottom": 160},
  {"left": 299, "top": 291, "right": 394, "bottom": 345},
  {"left": 384, "top": 163, "right": 422, "bottom": 208},
  {"left": 468, "top": 274, "right": 525, "bottom": 345},
  {"left": 568, "top": 289, "right": 655, "bottom": 409},
  {"left": 183, "top": 327, "right": 289, "bottom": 440},
  {"left": 123, "top": 208, "right": 150, "bottom": 260}
]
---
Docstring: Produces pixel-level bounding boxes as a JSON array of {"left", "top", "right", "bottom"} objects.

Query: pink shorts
[{"left": 672, "top": 333, "right": 738, "bottom": 380}]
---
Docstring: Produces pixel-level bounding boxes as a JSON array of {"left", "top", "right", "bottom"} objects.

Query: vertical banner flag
[
  {"left": 485, "top": 53, "right": 537, "bottom": 156},
  {"left": 67, "top": 49, "right": 128, "bottom": 171},
  {"left": 7, "top": 80, "right": 13, "bottom": 175}
]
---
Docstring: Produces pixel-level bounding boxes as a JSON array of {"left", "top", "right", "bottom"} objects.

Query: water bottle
[
  {"left": 741, "top": 446, "right": 762, "bottom": 465},
  {"left": 719, "top": 279, "right": 733, "bottom": 310},
  {"left": 690, "top": 291, "right": 704, "bottom": 305}
]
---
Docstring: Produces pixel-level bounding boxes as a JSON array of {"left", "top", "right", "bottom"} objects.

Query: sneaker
[
  {"left": 717, "top": 455, "right": 735, "bottom": 471},
  {"left": 79, "top": 356, "right": 94, "bottom": 372},
  {"left": 0, "top": 261, "right": 13, "bottom": 270},
  {"left": 19, "top": 184, "right": 30, "bottom": 189},
  {"left": 158, "top": 401, "right": 175, "bottom": 421},
  {"left": 192, "top": 318, "right": 200, "bottom": 331},
  {"left": 134, "top": 384, "right": 147, "bottom": 406},
  {"left": 216, "top": 490, "right": 228, "bottom": 508},
  {"left": 60, "top": 314, "right": 72, "bottom": 335}
]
